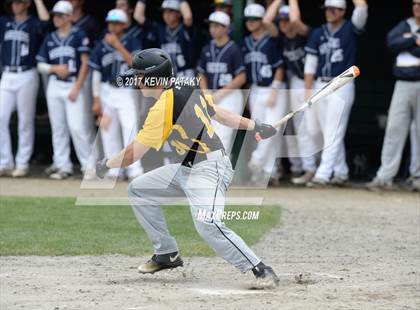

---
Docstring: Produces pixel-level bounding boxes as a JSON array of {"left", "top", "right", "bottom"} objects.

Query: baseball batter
[
  {"left": 197, "top": 11, "right": 246, "bottom": 156},
  {"left": 36, "top": 1, "right": 94, "bottom": 179},
  {"left": 241, "top": 3, "right": 285, "bottom": 184},
  {"left": 89, "top": 9, "right": 143, "bottom": 180},
  {"left": 95, "top": 48, "right": 280, "bottom": 289},
  {"left": 304, "top": 0, "right": 368, "bottom": 187},
  {"left": 0, "top": 0, "right": 49, "bottom": 177}
]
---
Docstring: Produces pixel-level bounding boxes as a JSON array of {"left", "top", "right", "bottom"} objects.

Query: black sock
[{"left": 252, "top": 261, "right": 267, "bottom": 276}]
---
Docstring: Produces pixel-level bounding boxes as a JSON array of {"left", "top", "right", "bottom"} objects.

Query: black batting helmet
[{"left": 121, "top": 48, "right": 174, "bottom": 80}]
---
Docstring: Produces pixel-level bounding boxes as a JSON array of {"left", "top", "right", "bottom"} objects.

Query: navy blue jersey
[
  {"left": 125, "top": 19, "right": 158, "bottom": 50},
  {"left": 281, "top": 34, "right": 308, "bottom": 79},
  {"left": 155, "top": 23, "right": 197, "bottom": 74},
  {"left": 89, "top": 35, "right": 141, "bottom": 83},
  {"left": 241, "top": 34, "right": 283, "bottom": 86},
  {"left": 0, "top": 15, "right": 49, "bottom": 69},
  {"left": 36, "top": 27, "right": 90, "bottom": 81},
  {"left": 73, "top": 15, "right": 100, "bottom": 47},
  {"left": 197, "top": 40, "right": 245, "bottom": 89},
  {"left": 305, "top": 20, "right": 363, "bottom": 79}
]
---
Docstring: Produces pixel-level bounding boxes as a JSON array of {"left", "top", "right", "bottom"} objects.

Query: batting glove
[
  {"left": 253, "top": 119, "right": 277, "bottom": 139},
  {"left": 96, "top": 158, "right": 109, "bottom": 179}
]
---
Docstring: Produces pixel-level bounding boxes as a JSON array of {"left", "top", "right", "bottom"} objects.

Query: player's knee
[
  {"left": 127, "top": 179, "right": 146, "bottom": 199},
  {"left": 127, "top": 180, "right": 139, "bottom": 198},
  {"left": 193, "top": 220, "right": 217, "bottom": 241}
]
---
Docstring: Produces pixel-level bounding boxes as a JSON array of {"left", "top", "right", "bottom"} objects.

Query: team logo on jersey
[
  {"left": 49, "top": 46, "right": 76, "bottom": 59},
  {"left": 244, "top": 51, "right": 268, "bottom": 64},
  {"left": 206, "top": 62, "right": 228, "bottom": 74},
  {"left": 4, "top": 30, "right": 29, "bottom": 43}
]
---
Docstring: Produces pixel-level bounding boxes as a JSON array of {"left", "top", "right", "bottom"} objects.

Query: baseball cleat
[
  {"left": 0, "top": 168, "right": 13, "bottom": 177},
  {"left": 331, "top": 176, "right": 348, "bottom": 187},
  {"left": 251, "top": 262, "right": 280, "bottom": 289},
  {"left": 50, "top": 170, "right": 73, "bottom": 180},
  {"left": 365, "top": 177, "right": 394, "bottom": 191},
  {"left": 291, "top": 171, "right": 314, "bottom": 185},
  {"left": 138, "top": 252, "right": 184, "bottom": 274},
  {"left": 11, "top": 168, "right": 29, "bottom": 178},
  {"left": 306, "top": 177, "right": 329, "bottom": 188},
  {"left": 44, "top": 165, "right": 58, "bottom": 176}
]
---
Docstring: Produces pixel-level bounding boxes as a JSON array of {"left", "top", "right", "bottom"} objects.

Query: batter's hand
[
  {"left": 253, "top": 119, "right": 277, "bottom": 140},
  {"left": 96, "top": 158, "right": 109, "bottom": 179}
]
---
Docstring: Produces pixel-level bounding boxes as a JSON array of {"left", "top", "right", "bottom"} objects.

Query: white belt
[{"left": 205, "top": 149, "right": 225, "bottom": 161}]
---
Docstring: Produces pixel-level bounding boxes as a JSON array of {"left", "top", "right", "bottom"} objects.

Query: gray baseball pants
[
  {"left": 128, "top": 153, "right": 261, "bottom": 273},
  {"left": 376, "top": 80, "right": 420, "bottom": 181}
]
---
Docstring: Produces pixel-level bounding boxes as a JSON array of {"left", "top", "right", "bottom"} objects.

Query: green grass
[{"left": 0, "top": 196, "right": 280, "bottom": 256}]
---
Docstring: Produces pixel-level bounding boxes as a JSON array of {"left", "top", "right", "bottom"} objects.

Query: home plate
[{"left": 189, "top": 288, "right": 267, "bottom": 295}]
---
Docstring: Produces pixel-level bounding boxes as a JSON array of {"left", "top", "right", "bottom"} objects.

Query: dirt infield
[{"left": 1, "top": 178, "right": 419, "bottom": 309}]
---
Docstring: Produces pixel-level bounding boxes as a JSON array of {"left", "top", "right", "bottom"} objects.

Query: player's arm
[
  {"left": 69, "top": 53, "right": 89, "bottom": 102},
  {"left": 262, "top": 0, "right": 282, "bottom": 37},
  {"left": 134, "top": 0, "right": 146, "bottom": 25},
  {"left": 198, "top": 73, "right": 209, "bottom": 91},
  {"left": 34, "top": 0, "right": 50, "bottom": 21},
  {"left": 105, "top": 34, "right": 133, "bottom": 65},
  {"left": 91, "top": 70, "right": 102, "bottom": 118},
  {"left": 180, "top": 0, "right": 193, "bottom": 27},
  {"left": 108, "top": 141, "right": 149, "bottom": 168},
  {"left": 212, "top": 105, "right": 276, "bottom": 140},
  {"left": 212, "top": 71, "right": 246, "bottom": 103},
  {"left": 303, "top": 54, "right": 318, "bottom": 99},
  {"left": 351, "top": 0, "right": 368, "bottom": 31},
  {"left": 387, "top": 21, "right": 418, "bottom": 54},
  {"left": 289, "top": 0, "right": 309, "bottom": 36},
  {"left": 266, "top": 67, "right": 284, "bottom": 107},
  {"left": 96, "top": 140, "right": 150, "bottom": 177}
]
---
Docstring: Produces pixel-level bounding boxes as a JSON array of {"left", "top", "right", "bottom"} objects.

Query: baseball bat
[{"left": 273, "top": 65, "right": 360, "bottom": 129}]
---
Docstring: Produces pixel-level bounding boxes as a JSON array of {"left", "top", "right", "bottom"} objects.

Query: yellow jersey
[{"left": 136, "top": 85, "right": 224, "bottom": 164}]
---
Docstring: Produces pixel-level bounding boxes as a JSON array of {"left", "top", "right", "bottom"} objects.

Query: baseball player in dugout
[
  {"left": 67, "top": 0, "right": 99, "bottom": 45},
  {"left": 303, "top": 0, "right": 368, "bottom": 187},
  {"left": 241, "top": 3, "right": 286, "bottom": 185},
  {"left": 95, "top": 48, "right": 280, "bottom": 289},
  {"left": 89, "top": 9, "right": 144, "bottom": 180},
  {"left": 0, "top": 0, "right": 49, "bottom": 177},
  {"left": 197, "top": 11, "right": 246, "bottom": 156},
  {"left": 367, "top": 1, "right": 420, "bottom": 191},
  {"left": 263, "top": 0, "right": 314, "bottom": 184},
  {"left": 213, "top": 0, "right": 235, "bottom": 38},
  {"left": 36, "top": 1, "right": 94, "bottom": 180},
  {"left": 143, "top": 0, "right": 196, "bottom": 78}
]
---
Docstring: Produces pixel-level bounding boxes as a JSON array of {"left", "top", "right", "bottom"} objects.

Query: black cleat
[
  {"left": 138, "top": 252, "right": 184, "bottom": 274},
  {"left": 251, "top": 262, "right": 280, "bottom": 289}
]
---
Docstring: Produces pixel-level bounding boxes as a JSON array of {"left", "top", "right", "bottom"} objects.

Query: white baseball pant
[
  {"left": 248, "top": 84, "right": 289, "bottom": 175},
  {"left": 306, "top": 80, "right": 355, "bottom": 181},
  {"left": 289, "top": 75, "right": 318, "bottom": 173},
  {"left": 100, "top": 83, "right": 143, "bottom": 178},
  {"left": 46, "top": 76, "right": 95, "bottom": 173},
  {"left": 212, "top": 89, "right": 244, "bottom": 155},
  {"left": 0, "top": 69, "right": 39, "bottom": 170}
]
